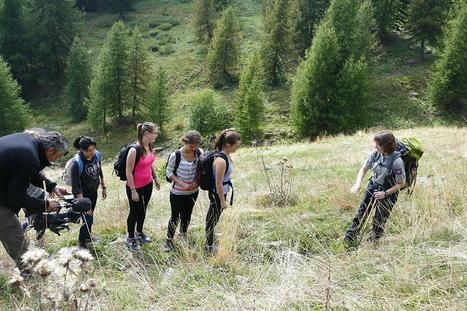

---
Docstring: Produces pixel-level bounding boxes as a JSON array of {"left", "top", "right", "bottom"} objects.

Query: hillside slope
[{"left": 1, "top": 127, "right": 466, "bottom": 310}]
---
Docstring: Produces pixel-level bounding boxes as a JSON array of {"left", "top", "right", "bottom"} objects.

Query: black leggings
[
  {"left": 79, "top": 190, "right": 98, "bottom": 247},
  {"left": 205, "top": 192, "right": 226, "bottom": 247},
  {"left": 126, "top": 182, "right": 153, "bottom": 238},
  {"left": 166, "top": 191, "right": 199, "bottom": 240},
  {"left": 346, "top": 181, "right": 398, "bottom": 239}
]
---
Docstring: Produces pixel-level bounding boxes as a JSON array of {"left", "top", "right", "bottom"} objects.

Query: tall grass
[{"left": 1, "top": 127, "right": 466, "bottom": 310}]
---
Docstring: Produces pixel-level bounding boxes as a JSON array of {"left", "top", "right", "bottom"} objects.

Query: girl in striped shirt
[{"left": 163, "top": 131, "right": 203, "bottom": 251}]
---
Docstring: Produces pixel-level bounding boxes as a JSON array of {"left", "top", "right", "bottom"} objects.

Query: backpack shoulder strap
[
  {"left": 132, "top": 143, "right": 142, "bottom": 165},
  {"left": 95, "top": 150, "right": 101, "bottom": 162},
  {"left": 173, "top": 149, "right": 181, "bottom": 176},
  {"left": 74, "top": 154, "right": 84, "bottom": 176},
  {"left": 216, "top": 152, "right": 229, "bottom": 175}
]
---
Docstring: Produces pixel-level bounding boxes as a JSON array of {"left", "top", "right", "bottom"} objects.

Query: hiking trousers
[
  {"left": 205, "top": 192, "right": 226, "bottom": 247},
  {"left": 126, "top": 182, "right": 153, "bottom": 238},
  {"left": 167, "top": 191, "right": 199, "bottom": 241},
  {"left": 346, "top": 181, "right": 398, "bottom": 239},
  {"left": 0, "top": 206, "right": 28, "bottom": 269},
  {"left": 79, "top": 190, "right": 98, "bottom": 248}
]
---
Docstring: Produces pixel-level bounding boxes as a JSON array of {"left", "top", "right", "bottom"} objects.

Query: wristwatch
[{"left": 384, "top": 191, "right": 388, "bottom": 197}]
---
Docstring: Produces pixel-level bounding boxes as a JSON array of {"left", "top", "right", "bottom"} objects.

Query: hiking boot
[
  {"left": 367, "top": 232, "right": 382, "bottom": 243},
  {"left": 161, "top": 240, "right": 173, "bottom": 252},
  {"left": 179, "top": 232, "right": 188, "bottom": 242},
  {"left": 136, "top": 232, "right": 152, "bottom": 244},
  {"left": 126, "top": 237, "right": 140, "bottom": 252}
]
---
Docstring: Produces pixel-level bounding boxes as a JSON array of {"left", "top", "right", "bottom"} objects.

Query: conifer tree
[
  {"left": 406, "top": 0, "right": 451, "bottom": 59},
  {"left": 26, "top": 0, "right": 82, "bottom": 83},
  {"left": 428, "top": 4, "right": 467, "bottom": 113},
  {"left": 112, "top": 0, "right": 133, "bottom": 20},
  {"left": 292, "top": 0, "right": 376, "bottom": 139},
  {"left": 207, "top": 6, "right": 241, "bottom": 87},
  {"left": 65, "top": 37, "right": 91, "bottom": 122},
  {"left": 0, "top": 0, "right": 28, "bottom": 84},
  {"left": 371, "top": 0, "right": 410, "bottom": 40},
  {"left": 289, "top": 0, "right": 330, "bottom": 60},
  {"left": 235, "top": 52, "right": 264, "bottom": 143},
  {"left": 192, "top": 0, "right": 216, "bottom": 44},
  {"left": 127, "top": 26, "right": 151, "bottom": 123},
  {"left": 86, "top": 61, "right": 107, "bottom": 133},
  {"left": 0, "top": 57, "right": 30, "bottom": 136},
  {"left": 102, "top": 21, "right": 129, "bottom": 119},
  {"left": 148, "top": 68, "right": 170, "bottom": 134},
  {"left": 260, "top": 0, "right": 290, "bottom": 86}
]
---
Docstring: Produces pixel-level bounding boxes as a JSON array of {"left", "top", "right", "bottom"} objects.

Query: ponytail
[
  {"left": 215, "top": 129, "right": 241, "bottom": 151},
  {"left": 136, "top": 122, "right": 158, "bottom": 155}
]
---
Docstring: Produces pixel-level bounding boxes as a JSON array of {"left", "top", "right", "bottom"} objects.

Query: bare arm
[{"left": 350, "top": 164, "right": 370, "bottom": 193}]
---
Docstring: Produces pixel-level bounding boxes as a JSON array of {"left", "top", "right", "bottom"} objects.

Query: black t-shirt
[{"left": 71, "top": 152, "right": 103, "bottom": 196}]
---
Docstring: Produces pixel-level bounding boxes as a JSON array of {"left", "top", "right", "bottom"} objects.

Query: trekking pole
[{"left": 355, "top": 196, "right": 378, "bottom": 248}]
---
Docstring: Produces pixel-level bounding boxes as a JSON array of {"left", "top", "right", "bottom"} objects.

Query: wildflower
[
  {"left": 33, "top": 259, "right": 53, "bottom": 277},
  {"left": 56, "top": 247, "right": 75, "bottom": 267},
  {"left": 21, "top": 248, "right": 48, "bottom": 268},
  {"left": 7, "top": 274, "right": 24, "bottom": 287},
  {"left": 73, "top": 248, "right": 94, "bottom": 262}
]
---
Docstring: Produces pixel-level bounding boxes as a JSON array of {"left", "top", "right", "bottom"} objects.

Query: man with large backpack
[
  {"left": 344, "top": 132, "right": 423, "bottom": 246},
  {"left": 0, "top": 130, "right": 69, "bottom": 270}
]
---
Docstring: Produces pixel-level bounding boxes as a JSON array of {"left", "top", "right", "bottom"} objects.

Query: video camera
[{"left": 32, "top": 196, "right": 92, "bottom": 240}]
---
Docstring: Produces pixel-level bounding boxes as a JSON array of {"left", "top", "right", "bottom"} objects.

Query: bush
[{"left": 189, "top": 89, "right": 230, "bottom": 139}]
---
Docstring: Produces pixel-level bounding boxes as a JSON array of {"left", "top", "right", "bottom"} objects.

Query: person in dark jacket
[
  {"left": 0, "top": 130, "right": 69, "bottom": 269},
  {"left": 70, "top": 136, "right": 106, "bottom": 249}
]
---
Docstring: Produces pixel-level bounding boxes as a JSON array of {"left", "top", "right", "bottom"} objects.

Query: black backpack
[
  {"left": 165, "top": 149, "right": 201, "bottom": 183},
  {"left": 113, "top": 142, "right": 141, "bottom": 181},
  {"left": 196, "top": 151, "right": 229, "bottom": 190}
]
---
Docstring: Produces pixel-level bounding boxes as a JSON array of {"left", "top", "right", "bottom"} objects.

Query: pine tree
[
  {"left": 292, "top": 0, "right": 376, "bottom": 139},
  {"left": 260, "top": 0, "right": 290, "bottom": 86},
  {"left": 234, "top": 52, "right": 264, "bottom": 143},
  {"left": 148, "top": 68, "right": 170, "bottom": 134},
  {"left": 102, "top": 21, "right": 129, "bottom": 120},
  {"left": 406, "top": 0, "right": 452, "bottom": 59},
  {"left": 371, "top": 0, "right": 410, "bottom": 40},
  {"left": 0, "top": 57, "right": 30, "bottom": 136},
  {"left": 292, "top": 21, "right": 341, "bottom": 138},
  {"left": 65, "top": 37, "right": 91, "bottom": 122},
  {"left": 127, "top": 26, "right": 151, "bottom": 123},
  {"left": 428, "top": 4, "right": 467, "bottom": 113},
  {"left": 192, "top": 0, "right": 216, "bottom": 44},
  {"left": 0, "top": 0, "right": 28, "bottom": 85},
  {"left": 87, "top": 60, "right": 107, "bottom": 133},
  {"left": 207, "top": 6, "right": 241, "bottom": 87},
  {"left": 289, "top": 0, "right": 330, "bottom": 60},
  {"left": 25, "top": 0, "right": 82, "bottom": 83}
]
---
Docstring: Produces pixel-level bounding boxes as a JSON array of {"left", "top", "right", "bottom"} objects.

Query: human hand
[
  {"left": 373, "top": 191, "right": 386, "bottom": 200},
  {"left": 155, "top": 179, "right": 161, "bottom": 191},
  {"left": 102, "top": 187, "right": 107, "bottom": 200},
  {"left": 131, "top": 190, "right": 139, "bottom": 202},
  {"left": 221, "top": 202, "right": 229, "bottom": 210},
  {"left": 53, "top": 187, "right": 70, "bottom": 198},
  {"left": 47, "top": 200, "right": 60, "bottom": 212},
  {"left": 350, "top": 182, "right": 361, "bottom": 193},
  {"left": 176, "top": 181, "right": 190, "bottom": 191}
]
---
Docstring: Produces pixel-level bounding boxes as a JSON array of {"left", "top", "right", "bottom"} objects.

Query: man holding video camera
[{"left": 0, "top": 130, "right": 69, "bottom": 270}]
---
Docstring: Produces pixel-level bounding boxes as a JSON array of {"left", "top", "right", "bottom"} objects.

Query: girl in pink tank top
[{"left": 124, "top": 122, "right": 161, "bottom": 252}]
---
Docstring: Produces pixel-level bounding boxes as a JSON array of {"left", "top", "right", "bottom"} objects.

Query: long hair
[
  {"left": 215, "top": 129, "right": 241, "bottom": 151},
  {"left": 181, "top": 130, "right": 202, "bottom": 145},
  {"left": 137, "top": 122, "right": 158, "bottom": 155},
  {"left": 374, "top": 131, "right": 396, "bottom": 154}
]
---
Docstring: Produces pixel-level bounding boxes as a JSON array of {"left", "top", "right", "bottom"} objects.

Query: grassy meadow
[{"left": 1, "top": 126, "right": 466, "bottom": 310}]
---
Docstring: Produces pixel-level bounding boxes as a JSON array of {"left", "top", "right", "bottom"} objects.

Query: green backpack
[{"left": 398, "top": 137, "right": 424, "bottom": 194}]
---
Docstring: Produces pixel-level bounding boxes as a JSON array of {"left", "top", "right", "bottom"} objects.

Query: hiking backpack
[
  {"left": 63, "top": 151, "right": 102, "bottom": 186},
  {"left": 395, "top": 137, "right": 424, "bottom": 192},
  {"left": 113, "top": 143, "right": 141, "bottom": 181},
  {"left": 165, "top": 149, "right": 202, "bottom": 183},
  {"left": 196, "top": 151, "right": 229, "bottom": 191}
]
